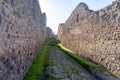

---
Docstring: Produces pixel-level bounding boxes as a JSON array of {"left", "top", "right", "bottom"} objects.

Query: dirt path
[{"left": 44, "top": 46, "right": 97, "bottom": 80}]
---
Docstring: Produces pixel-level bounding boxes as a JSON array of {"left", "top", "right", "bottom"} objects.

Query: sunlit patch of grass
[
  {"left": 57, "top": 43, "right": 105, "bottom": 73},
  {"left": 23, "top": 41, "right": 51, "bottom": 80},
  {"left": 57, "top": 44, "right": 73, "bottom": 53}
]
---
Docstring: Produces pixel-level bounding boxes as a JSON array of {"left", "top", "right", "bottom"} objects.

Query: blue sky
[{"left": 39, "top": 0, "right": 115, "bottom": 34}]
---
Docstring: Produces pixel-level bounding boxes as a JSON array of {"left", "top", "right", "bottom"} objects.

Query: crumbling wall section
[
  {"left": 58, "top": 1, "right": 120, "bottom": 77},
  {"left": 0, "top": 0, "right": 48, "bottom": 80}
]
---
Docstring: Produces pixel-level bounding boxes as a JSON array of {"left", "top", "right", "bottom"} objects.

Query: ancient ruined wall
[
  {"left": 46, "top": 27, "right": 54, "bottom": 39},
  {"left": 58, "top": 0, "right": 120, "bottom": 77},
  {"left": 0, "top": 0, "right": 48, "bottom": 80}
]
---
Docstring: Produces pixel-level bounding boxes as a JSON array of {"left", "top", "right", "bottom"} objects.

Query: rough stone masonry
[
  {"left": 0, "top": 0, "right": 51, "bottom": 80},
  {"left": 58, "top": 0, "right": 120, "bottom": 78}
]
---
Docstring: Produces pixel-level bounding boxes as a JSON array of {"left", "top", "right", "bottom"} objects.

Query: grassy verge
[
  {"left": 57, "top": 43, "right": 120, "bottom": 79},
  {"left": 57, "top": 43, "right": 105, "bottom": 73},
  {"left": 23, "top": 41, "right": 51, "bottom": 80}
]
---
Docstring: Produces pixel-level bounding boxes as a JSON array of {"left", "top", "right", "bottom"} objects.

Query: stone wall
[
  {"left": 46, "top": 27, "right": 54, "bottom": 39},
  {"left": 58, "top": 0, "right": 120, "bottom": 77},
  {"left": 0, "top": 0, "right": 48, "bottom": 80}
]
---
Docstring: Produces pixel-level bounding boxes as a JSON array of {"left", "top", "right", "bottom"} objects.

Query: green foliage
[
  {"left": 57, "top": 43, "right": 106, "bottom": 74},
  {"left": 49, "top": 38, "right": 60, "bottom": 46},
  {"left": 23, "top": 41, "right": 51, "bottom": 80}
]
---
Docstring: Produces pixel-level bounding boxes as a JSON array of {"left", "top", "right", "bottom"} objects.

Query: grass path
[{"left": 24, "top": 41, "right": 51, "bottom": 80}]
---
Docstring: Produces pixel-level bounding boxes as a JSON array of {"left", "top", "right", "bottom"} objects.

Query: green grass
[
  {"left": 23, "top": 41, "right": 51, "bottom": 80},
  {"left": 57, "top": 43, "right": 106, "bottom": 74}
]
